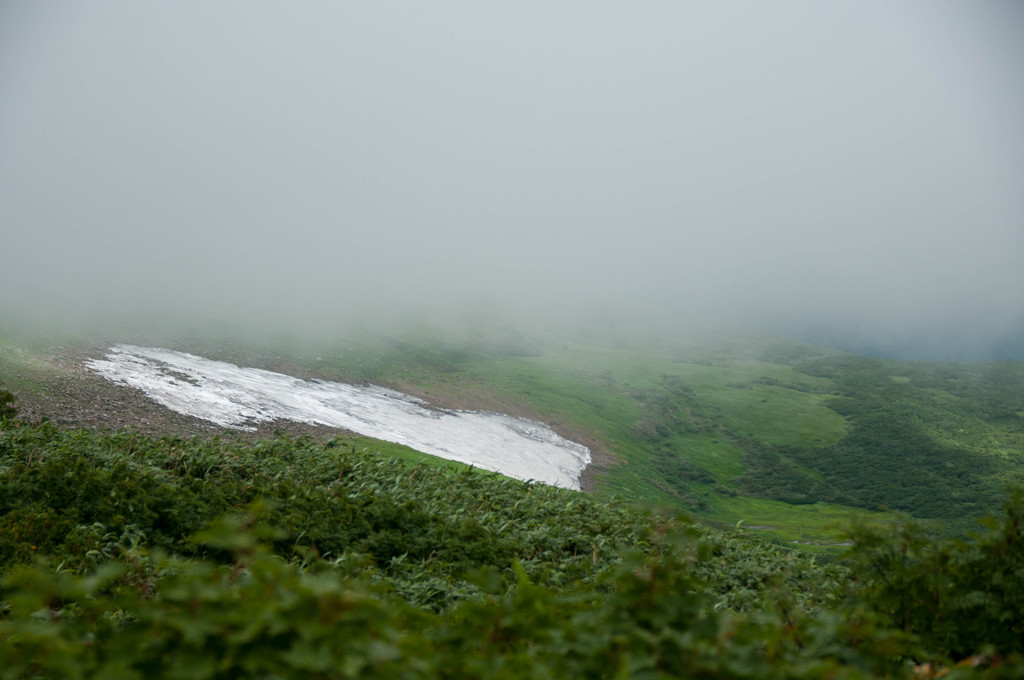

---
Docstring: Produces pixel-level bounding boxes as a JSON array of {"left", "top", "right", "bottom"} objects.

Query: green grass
[
  {"left": 459, "top": 344, "right": 847, "bottom": 443},
  {"left": 348, "top": 436, "right": 479, "bottom": 473},
  {"left": 173, "top": 336, "right": 892, "bottom": 539},
  {"left": 357, "top": 338, "right": 1021, "bottom": 538},
  {"left": 661, "top": 432, "right": 746, "bottom": 484},
  {"left": 6, "top": 416, "right": 1024, "bottom": 676},
  {"left": 449, "top": 344, "right": 848, "bottom": 498},
  {"left": 4, "top": 322, "right": 1022, "bottom": 544},
  {"left": 700, "top": 493, "right": 888, "bottom": 549},
  {"left": 0, "top": 333, "right": 58, "bottom": 394}
]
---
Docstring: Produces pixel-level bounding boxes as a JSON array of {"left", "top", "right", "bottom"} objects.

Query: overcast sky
[{"left": 2, "top": 2, "right": 1022, "bottom": 357}]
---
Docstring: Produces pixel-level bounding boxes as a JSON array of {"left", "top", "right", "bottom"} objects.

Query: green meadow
[
  {"left": 209, "top": 328, "right": 1019, "bottom": 543},
  {"left": 2, "top": 324, "right": 1022, "bottom": 544}
]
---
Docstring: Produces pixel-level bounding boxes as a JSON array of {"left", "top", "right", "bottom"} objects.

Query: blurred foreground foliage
[
  {"left": 0, "top": 387, "right": 16, "bottom": 422},
  {"left": 1, "top": 410, "right": 1024, "bottom": 677}
]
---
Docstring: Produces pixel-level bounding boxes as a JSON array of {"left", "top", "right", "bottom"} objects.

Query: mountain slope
[
  {"left": 271, "top": 330, "right": 1024, "bottom": 538},
  {"left": 4, "top": 414, "right": 1024, "bottom": 677},
  {"left": 3, "top": 324, "right": 1023, "bottom": 540}
]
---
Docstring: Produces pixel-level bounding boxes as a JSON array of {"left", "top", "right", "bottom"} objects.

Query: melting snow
[{"left": 86, "top": 345, "right": 591, "bottom": 489}]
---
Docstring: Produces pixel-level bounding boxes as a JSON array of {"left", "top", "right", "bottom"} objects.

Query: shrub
[{"left": 0, "top": 388, "right": 16, "bottom": 422}]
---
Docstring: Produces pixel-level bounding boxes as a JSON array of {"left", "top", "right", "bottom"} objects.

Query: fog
[{"left": 2, "top": 2, "right": 1023, "bottom": 358}]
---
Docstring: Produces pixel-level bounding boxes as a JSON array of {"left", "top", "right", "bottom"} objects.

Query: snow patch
[{"left": 86, "top": 345, "right": 591, "bottom": 489}]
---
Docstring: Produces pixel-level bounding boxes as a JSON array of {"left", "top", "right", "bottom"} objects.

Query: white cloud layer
[{"left": 3, "top": 2, "right": 1022, "bottom": 357}]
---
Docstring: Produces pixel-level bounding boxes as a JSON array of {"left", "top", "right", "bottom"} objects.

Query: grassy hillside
[
  {"left": 2, "top": 321, "right": 1023, "bottom": 541},
  {"left": 4, "top": 412, "right": 1024, "bottom": 677},
  {"left": 232, "top": 329, "right": 1023, "bottom": 540},
  {"left": 0, "top": 418, "right": 828, "bottom": 612}
]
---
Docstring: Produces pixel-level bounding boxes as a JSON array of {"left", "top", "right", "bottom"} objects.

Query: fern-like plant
[{"left": 0, "top": 387, "right": 16, "bottom": 421}]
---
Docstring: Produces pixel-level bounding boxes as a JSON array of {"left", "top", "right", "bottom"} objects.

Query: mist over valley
[{"left": 2, "top": 1, "right": 1022, "bottom": 360}]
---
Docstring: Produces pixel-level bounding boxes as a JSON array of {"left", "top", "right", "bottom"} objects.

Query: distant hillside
[
  {"left": 249, "top": 330, "right": 1023, "bottom": 539},
  {"left": 2, "top": 324, "right": 1023, "bottom": 541}
]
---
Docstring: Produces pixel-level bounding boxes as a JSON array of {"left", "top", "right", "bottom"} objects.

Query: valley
[{"left": 4, "top": 325, "right": 1022, "bottom": 544}]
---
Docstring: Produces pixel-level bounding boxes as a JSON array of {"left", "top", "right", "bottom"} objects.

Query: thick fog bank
[
  {"left": 2, "top": 2, "right": 1022, "bottom": 363},
  {"left": 775, "top": 314, "right": 1024, "bottom": 362},
  {"left": 3, "top": 301, "right": 1021, "bottom": 364}
]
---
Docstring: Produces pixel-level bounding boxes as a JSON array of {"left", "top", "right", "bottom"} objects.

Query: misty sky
[{"left": 2, "top": 2, "right": 1023, "bottom": 357}]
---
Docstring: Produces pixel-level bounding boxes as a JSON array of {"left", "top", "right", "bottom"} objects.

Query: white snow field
[{"left": 86, "top": 345, "right": 591, "bottom": 489}]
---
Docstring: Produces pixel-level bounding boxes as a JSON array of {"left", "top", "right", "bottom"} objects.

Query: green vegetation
[
  {"left": 3, "top": 322, "right": 1022, "bottom": 544},
  {"left": 272, "top": 332, "right": 1022, "bottom": 541},
  {"left": 3, "top": 404, "right": 1024, "bottom": 677},
  {"left": 0, "top": 335, "right": 58, "bottom": 399},
  {"left": 0, "top": 413, "right": 838, "bottom": 613},
  {"left": 0, "top": 389, "right": 15, "bottom": 421},
  {"left": 793, "top": 356, "right": 1024, "bottom": 530},
  {"left": 0, "top": 421, "right": 637, "bottom": 610}
]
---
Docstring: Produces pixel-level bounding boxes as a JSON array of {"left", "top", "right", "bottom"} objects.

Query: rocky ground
[{"left": 4, "top": 343, "right": 379, "bottom": 443}]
